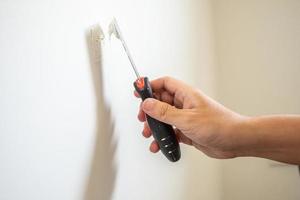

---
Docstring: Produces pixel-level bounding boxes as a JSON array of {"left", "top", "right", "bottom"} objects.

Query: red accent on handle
[{"left": 135, "top": 77, "right": 145, "bottom": 90}]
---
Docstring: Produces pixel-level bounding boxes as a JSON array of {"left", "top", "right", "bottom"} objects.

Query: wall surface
[
  {"left": 0, "top": 0, "right": 221, "bottom": 200},
  {"left": 213, "top": 0, "right": 300, "bottom": 200},
  {"left": 2, "top": 1, "right": 299, "bottom": 199}
]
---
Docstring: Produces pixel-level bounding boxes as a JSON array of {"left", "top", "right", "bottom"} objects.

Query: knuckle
[
  {"left": 159, "top": 103, "right": 170, "bottom": 120},
  {"left": 163, "top": 75, "right": 171, "bottom": 80},
  {"left": 163, "top": 76, "right": 172, "bottom": 83}
]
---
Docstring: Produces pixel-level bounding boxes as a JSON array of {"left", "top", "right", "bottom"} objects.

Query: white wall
[
  {"left": 213, "top": 0, "right": 300, "bottom": 200},
  {"left": 4, "top": 1, "right": 299, "bottom": 199},
  {"left": 0, "top": 1, "right": 221, "bottom": 200}
]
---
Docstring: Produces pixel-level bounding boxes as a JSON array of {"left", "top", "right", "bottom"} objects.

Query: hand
[{"left": 134, "top": 76, "right": 245, "bottom": 159}]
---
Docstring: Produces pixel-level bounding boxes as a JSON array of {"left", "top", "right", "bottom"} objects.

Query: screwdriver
[{"left": 109, "top": 18, "right": 181, "bottom": 162}]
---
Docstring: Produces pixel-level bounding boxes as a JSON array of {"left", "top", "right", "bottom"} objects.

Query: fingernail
[{"left": 143, "top": 98, "right": 155, "bottom": 111}]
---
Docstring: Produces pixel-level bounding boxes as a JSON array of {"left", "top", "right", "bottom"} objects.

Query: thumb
[{"left": 142, "top": 98, "right": 185, "bottom": 127}]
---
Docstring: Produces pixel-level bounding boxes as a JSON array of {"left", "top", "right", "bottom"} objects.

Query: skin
[{"left": 134, "top": 76, "right": 300, "bottom": 165}]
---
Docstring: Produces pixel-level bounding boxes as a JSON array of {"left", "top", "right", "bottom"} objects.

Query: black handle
[{"left": 134, "top": 77, "right": 181, "bottom": 162}]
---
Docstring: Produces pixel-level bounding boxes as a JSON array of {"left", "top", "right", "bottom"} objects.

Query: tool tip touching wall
[{"left": 108, "top": 18, "right": 120, "bottom": 39}]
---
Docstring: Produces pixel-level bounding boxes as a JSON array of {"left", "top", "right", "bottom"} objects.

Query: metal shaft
[{"left": 112, "top": 18, "right": 140, "bottom": 78}]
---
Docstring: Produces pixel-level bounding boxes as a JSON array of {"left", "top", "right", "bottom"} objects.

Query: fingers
[
  {"left": 150, "top": 76, "right": 192, "bottom": 103},
  {"left": 134, "top": 76, "right": 194, "bottom": 154},
  {"left": 173, "top": 97, "right": 183, "bottom": 109},
  {"left": 134, "top": 90, "right": 140, "bottom": 98},
  {"left": 142, "top": 98, "right": 187, "bottom": 128},
  {"left": 141, "top": 122, "right": 159, "bottom": 153},
  {"left": 134, "top": 76, "right": 191, "bottom": 104},
  {"left": 134, "top": 76, "right": 187, "bottom": 95},
  {"left": 160, "top": 91, "right": 173, "bottom": 105},
  {"left": 135, "top": 90, "right": 174, "bottom": 106},
  {"left": 142, "top": 122, "right": 151, "bottom": 138},
  {"left": 150, "top": 76, "right": 187, "bottom": 94},
  {"left": 134, "top": 90, "right": 164, "bottom": 101},
  {"left": 138, "top": 102, "right": 146, "bottom": 122},
  {"left": 149, "top": 140, "right": 160, "bottom": 153}
]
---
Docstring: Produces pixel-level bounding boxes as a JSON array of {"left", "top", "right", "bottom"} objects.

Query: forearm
[{"left": 232, "top": 115, "right": 300, "bottom": 164}]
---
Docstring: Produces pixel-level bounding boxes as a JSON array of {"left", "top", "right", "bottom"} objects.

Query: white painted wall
[
  {"left": 3, "top": 1, "right": 299, "bottom": 199},
  {"left": 0, "top": 1, "right": 221, "bottom": 200},
  {"left": 213, "top": 0, "right": 300, "bottom": 200}
]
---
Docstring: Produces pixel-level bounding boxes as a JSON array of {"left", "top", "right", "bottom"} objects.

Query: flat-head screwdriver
[{"left": 109, "top": 18, "right": 181, "bottom": 162}]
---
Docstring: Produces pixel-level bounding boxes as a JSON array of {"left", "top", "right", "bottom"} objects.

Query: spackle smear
[{"left": 108, "top": 18, "right": 120, "bottom": 40}]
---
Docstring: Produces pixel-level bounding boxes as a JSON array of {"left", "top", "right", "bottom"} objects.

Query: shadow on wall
[{"left": 84, "top": 25, "right": 117, "bottom": 200}]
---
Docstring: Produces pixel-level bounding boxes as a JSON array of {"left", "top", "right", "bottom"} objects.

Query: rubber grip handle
[{"left": 134, "top": 77, "right": 181, "bottom": 162}]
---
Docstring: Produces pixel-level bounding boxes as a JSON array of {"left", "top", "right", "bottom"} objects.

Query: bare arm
[{"left": 232, "top": 115, "right": 300, "bottom": 164}]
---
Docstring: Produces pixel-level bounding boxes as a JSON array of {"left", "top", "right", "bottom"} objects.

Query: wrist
[{"left": 225, "top": 114, "right": 253, "bottom": 158}]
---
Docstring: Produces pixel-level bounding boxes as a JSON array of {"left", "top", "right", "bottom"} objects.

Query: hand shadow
[{"left": 84, "top": 25, "right": 117, "bottom": 200}]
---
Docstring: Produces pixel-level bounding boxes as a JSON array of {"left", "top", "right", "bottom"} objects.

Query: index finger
[
  {"left": 150, "top": 77, "right": 193, "bottom": 105},
  {"left": 134, "top": 90, "right": 140, "bottom": 98},
  {"left": 150, "top": 76, "right": 189, "bottom": 94}
]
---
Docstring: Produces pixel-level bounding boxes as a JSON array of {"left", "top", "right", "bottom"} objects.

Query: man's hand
[{"left": 134, "top": 76, "right": 244, "bottom": 159}]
